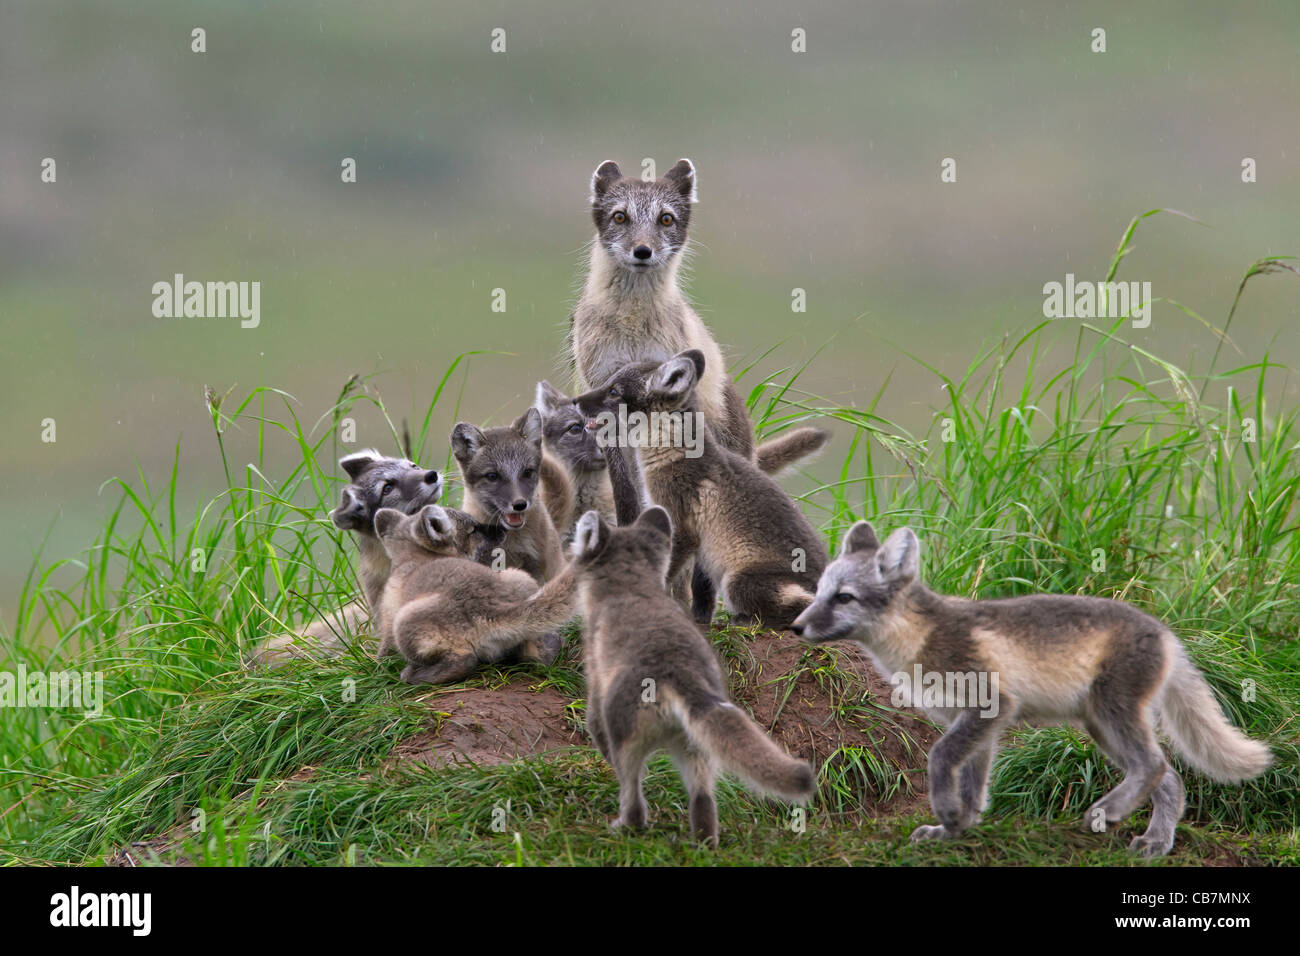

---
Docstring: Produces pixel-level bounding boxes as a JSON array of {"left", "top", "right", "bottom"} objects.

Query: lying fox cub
[
  {"left": 572, "top": 506, "right": 815, "bottom": 845},
  {"left": 374, "top": 505, "right": 575, "bottom": 685},
  {"left": 791, "top": 522, "right": 1273, "bottom": 857}
]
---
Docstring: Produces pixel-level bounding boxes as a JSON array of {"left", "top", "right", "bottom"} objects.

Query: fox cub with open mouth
[
  {"left": 452, "top": 408, "right": 572, "bottom": 583},
  {"left": 374, "top": 505, "right": 575, "bottom": 685},
  {"left": 571, "top": 506, "right": 816, "bottom": 845},
  {"left": 791, "top": 521, "right": 1273, "bottom": 857}
]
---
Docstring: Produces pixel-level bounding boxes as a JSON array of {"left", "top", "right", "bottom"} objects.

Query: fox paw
[
  {"left": 1128, "top": 834, "right": 1172, "bottom": 859},
  {"left": 537, "top": 631, "right": 562, "bottom": 665},
  {"left": 909, "top": 824, "right": 952, "bottom": 843}
]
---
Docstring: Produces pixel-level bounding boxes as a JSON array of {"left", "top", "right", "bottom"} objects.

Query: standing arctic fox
[
  {"left": 572, "top": 506, "right": 816, "bottom": 844},
  {"left": 570, "top": 158, "right": 828, "bottom": 474},
  {"left": 791, "top": 522, "right": 1274, "bottom": 857},
  {"left": 375, "top": 505, "right": 575, "bottom": 685},
  {"left": 248, "top": 449, "right": 446, "bottom": 665}
]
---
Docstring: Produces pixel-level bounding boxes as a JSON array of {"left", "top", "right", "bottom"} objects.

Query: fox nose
[
  {"left": 632, "top": 245, "right": 653, "bottom": 260},
  {"left": 423, "top": 470, "right": 440, "bottom": 484},
  {"left": 789, "top": 623, "right": 804, "bottom": 637},
  {"left": 512, "top": 499, "right": 528, "bottom": 512}
]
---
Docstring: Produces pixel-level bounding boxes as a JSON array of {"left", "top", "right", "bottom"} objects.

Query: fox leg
[
  {"left": 1083, "top": 715, "right": 1167, "bottom": 831},
  {"left": 690, "top": 563, "right": 717, "bottom": 626},
  {"left": 671, "top": 744, "right": 718, "bottom": 847},
  {"left": 586, "top": 692, "right": 612, "bottom": 762},
  {"left": 512, "top": 631, "right": 563, "bottom": 665},
  {"left": 400, "top": 651, "right": 478, "bottom": 685},
  {"left": 1129, "top": 768, "right": 1185, "bottom": 858},
  {"left": 611, "top": 742, "right": 651, "bottom": 831},
  {"left": 914, "top": 703, "right": 1013, "bottom": 842},
  {"left": 957, "top": 741, "right": 996, "bottom": 825}
]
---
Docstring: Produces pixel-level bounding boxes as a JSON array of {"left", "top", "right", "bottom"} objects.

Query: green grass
[{"left": 2, "top": 216, "right": 1298, "bottom": 866}]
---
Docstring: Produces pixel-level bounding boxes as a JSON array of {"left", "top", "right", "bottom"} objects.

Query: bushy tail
[
  {"left": 683, "top": 699, "right": 816, "bottom": 801},
  {"left": 756, "top": 427, "right": 831, "bottom": 476},
  {"left": 488, "top": 562, "right": 578, "bottom": 635},
  {"left": 1159, "top": 648, "right": 1273, "bottom": 783},
  {"left": 247, "top": 599, "right": 369, "bottom": 667}
]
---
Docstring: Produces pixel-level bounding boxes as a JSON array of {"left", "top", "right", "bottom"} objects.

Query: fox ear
[
  {"left": 534, "top": 380, "right": 566, "bottom": 415},
  {"left": 330, "top": 487, "right": 369, "bottom": 531},
  {"left": 450, "top": 423, "right": 484, "bottom": 462},
  {"left": 339, "top": 449, "right": 380, "bottom": 480},
  {"left": 649, "top": 350, "right": 704, "bottom": 401},
  {"left": 636, "top": 506, "right": 673, "bottom": 539},
  {"left": 572, "top": 510, "right": 608, "bottom": 560},
  {"left": 664, "top": 158, "right": 698, "bottom": 203},
  {"left": 842, "top": 521, "right": 879, "bottom": 555},
  {"left": 420, "top": 505, "right": 453, "bottom": 542},
  {"left": 373, "top": 508, "right": 404, "bottom": 540},
  {"left": 877, "top": 528, "right": 919, "bottom": 582},
  {"left": 515, "top": 407, "right": 544, "bottom": 447},
  {"left": 590, "top": 160, "right": 621, "bottom": 202}
]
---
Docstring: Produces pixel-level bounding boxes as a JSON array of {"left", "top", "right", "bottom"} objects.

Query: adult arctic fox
[
  {"left": 791, "top": 521, "right": 1273, "bottom": 857},
  {"left": 568, "top": 157, "right": 828, "bottom": 473}
]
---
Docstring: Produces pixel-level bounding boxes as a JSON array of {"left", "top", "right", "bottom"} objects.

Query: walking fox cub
[
  {"left": 374, "top": 505, "right": 575, "bottom": 685},
  {"left": 572, "top": 506, "right": 816, "bottom": 844},
  {"left": 791, "top": 521, "right": 1273, "bottom": 857}
]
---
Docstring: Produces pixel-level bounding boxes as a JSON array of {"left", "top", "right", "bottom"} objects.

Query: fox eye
[
  {"left": 608, "top": 386, "right": 621, "bottom": 398},
  {"left": 834, "top": 592, "right": 856, "bottom": 605},
  {"left": 522, "top": 468, "right": 536, "bottom": 480},
  {"left": 659, "top": 212, "right": 674, "bottom": 226},
  {"left": 612, "top": 211, "right": 627, "bottom": 224},
  {"left": 381, "top": 481, "right": 395, "bottom": 496},
  {"left": 485, "top": 472, "right": 500, "bottom": 482},
  {"left": 566, "top": 422, "right": 583, "bottom": 435}
]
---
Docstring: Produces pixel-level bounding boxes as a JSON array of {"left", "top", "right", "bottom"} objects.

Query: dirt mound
[
  {"left": 722, "top": 630, "right": 940, "bottom": 813},
  {"left": 389, "top": 684, "right": 581, "bottom": 768},
  {"left": 387, "top": 628, "right": 939, "bottom": 815}
]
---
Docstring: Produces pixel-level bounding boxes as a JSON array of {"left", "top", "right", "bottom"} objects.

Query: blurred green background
[{"left": 2, "top": 1, "right": 1297, "bottom": 625}]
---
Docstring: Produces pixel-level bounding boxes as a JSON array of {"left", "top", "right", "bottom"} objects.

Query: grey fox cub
[
  {"left": 574, "top": 350, "right": 828, "bottom": 627},
  {"left": 451, "top": 408, "right": 572, "bottom": 583},
  {"left": 535, "top": 379, "right": 831, "bottom": 536},
  {"left": 374, "top": 505, "right": 575, "bottom": 685},
  {"left": 791, "top": 522, "right": 1274, "bottom": 857},
  {"left": 247, "top": 449, "right": 445, "bottom": 666},
  {"left": 572, "top": 506, "right": 816, "bottom": 845}
]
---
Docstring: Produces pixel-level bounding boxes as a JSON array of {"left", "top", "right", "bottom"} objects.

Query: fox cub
[
  {"left": 451, "top": 408, "right": 573, "bottom": 582},
  {"left": 374, "top": 505, "right": 575, "bottom": 685},
  {"left": 574, "top": 349, "right": 828, "bottom": 627},
  {"left": 791, "top": 522, "right": 1274, "bottom": 857},
  {"left": 248, "top": 449, "right": 445, "bottom": 666},
  {"left": 572, "top": 506, "right": 816, "bottom": 845},
  {"left": 536, "top": 379, "right": 831, "bottom": 535}
]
